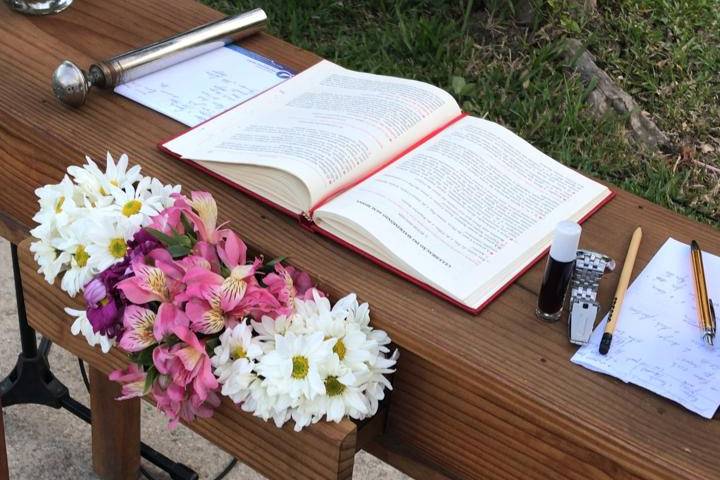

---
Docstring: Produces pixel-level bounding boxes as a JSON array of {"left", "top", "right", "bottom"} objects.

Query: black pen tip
[
  {"left": 599, "top": 333, "right": 612, "bottom": 355},
  {"left": 691, "top": 240, "right": 700, "bottom": 251}
]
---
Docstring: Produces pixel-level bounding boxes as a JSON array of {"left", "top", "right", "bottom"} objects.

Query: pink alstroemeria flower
[
  {"left": 151, "top": 326, "right": 219, "bottom": 401},
  {"left": 186, "top": 191, "right": 230, "bottom": 244},
  {"left": 116, "top": 250, "right": 190, "bottom": 341},
  {"left": 183, "top": 231, "right": 280, "bottom": 330},
  {"left": 116, "top": 260, "right": 182, "bottom": 305},
  {"left": 108, "top": 364, "right": 148, "bottom": 400},
  {"left": 118, "top": 305, "right": 156, "bottom": 352},
  {"left": 264, "top": 264, "right": 315, "bottom": 315},
  {"left": 152, "top": 380, "right": 220, "bottom": 428},
  {"left": 147, "top": 194, "right": 192, "bottom": 236}
]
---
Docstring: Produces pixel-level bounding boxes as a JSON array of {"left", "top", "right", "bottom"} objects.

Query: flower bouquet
[{"left": 30, "top": 154, "right": 397, "bottom": 431}]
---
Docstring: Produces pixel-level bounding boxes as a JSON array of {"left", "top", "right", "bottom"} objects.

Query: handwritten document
[
  {"left": 115, "top": 45, "right": 292, "bottom": 126},
  {"left": 572, "top": 237, "right": 720, "bottom": 418}
]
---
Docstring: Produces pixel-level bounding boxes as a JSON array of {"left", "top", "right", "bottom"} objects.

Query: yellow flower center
[
  {"left": 108, "top": 238, "right": 127, "bottom": 258},
  {"left": 55, "top": 196, "right": 65, "bottom": 213},
  {"left": 324, "top": 376, "right": 346, "bottom": 397},
  {"left": 122, "top": 199, "right": 142, "bottom": 217},
  {"left": 333, "top": 338, "right": 346, "bottom": 361},
  {"left": 74, "top": 245, "right": 89, "bottom": 268},
  {"left": 110, "top": 180, "right": 119, "bottom": 187},
  {"left": 291, "top": 355, "right": 309, "bottom": 379},
  {"left": 231, "top": 345, "right": 247, "bottom": 360}
]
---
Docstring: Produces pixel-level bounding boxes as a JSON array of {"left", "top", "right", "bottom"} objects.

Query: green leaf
[
  {"left": 265, "top": 256, "right": 286, "bottom": 268},
  {"left": 143, "top": 366, "right": 158, "bottom": 394},
  {"left": 451, "top": 75, "right": 466, "bottom": 96},
  {"left": 179, "top": 235, "right": 193, "bottom": 249},
  {"left": 145, "top": 228, "right": 175, "bottom": 246},
  {"left": 257, "top": 256, "right": 286, "bottom": 275},
  {"left": 131, "top": 345, "right": 156, "bottom": 367},
  {"left": 180, "top": 213, "right": 195, "bottom": 236},
  {"left": 167, "top": 244, "right": 191, "bottom": 258},
  {"left": 205, "top": 337, "right": 220, "bottom": 356}
]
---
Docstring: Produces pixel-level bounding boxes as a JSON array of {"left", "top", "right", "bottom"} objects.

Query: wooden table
[{"left": 1, "top": 1, "right": 719, "bottom": 479}]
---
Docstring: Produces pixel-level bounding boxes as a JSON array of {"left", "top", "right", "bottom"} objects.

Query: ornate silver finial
[
  {"left": 6, "top": 0, "right": 73, "bottom": 15},
  {"left": 51, "top": 61, "right": 92, "bottom": 107}
]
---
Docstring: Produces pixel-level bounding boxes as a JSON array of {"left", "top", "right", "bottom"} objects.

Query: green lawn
[{"left": 203, "top": 0, "right": 719, "bottom": 227}]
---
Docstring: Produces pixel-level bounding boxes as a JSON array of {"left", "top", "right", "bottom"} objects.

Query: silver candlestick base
[{"left": 6, "top": 0, "right": 73, "bottom": 15}]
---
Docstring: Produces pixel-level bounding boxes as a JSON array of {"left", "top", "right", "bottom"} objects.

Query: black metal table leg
[{"left": 0, "top": 243, "right": 68, "bottom": 408}]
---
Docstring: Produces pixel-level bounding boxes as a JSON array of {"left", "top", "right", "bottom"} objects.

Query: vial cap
[{"left": 549, "top": 221, "right": 581, "bottom": 262}]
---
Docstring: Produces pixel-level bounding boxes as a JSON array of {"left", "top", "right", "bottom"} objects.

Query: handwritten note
[
  {"left": 114, "top": 45, "right": 293, "bottom": 126},
  {"left": 572, "top": 237, "right": 720, "bottom": 418}
]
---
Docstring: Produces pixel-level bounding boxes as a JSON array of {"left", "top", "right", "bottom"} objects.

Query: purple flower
[
  {"left": 128, "top": 229, "right": 162, "bottom": 263},
  {"left": 87, "top": 297, "right": 121, "bottom": 338},
  {"left": 82, "top": 227, "right": 170, "bottom": 340},
  {"left": 83, "top": 278, "right": 107, "bottom": 305}
]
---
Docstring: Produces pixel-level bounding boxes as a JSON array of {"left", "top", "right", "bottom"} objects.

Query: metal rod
[
  {"left": 52, "top": 8, "right": 267, "bottom": 107},
  {"left": 11, "top": 243, "right": 37, "bottom": 358}
]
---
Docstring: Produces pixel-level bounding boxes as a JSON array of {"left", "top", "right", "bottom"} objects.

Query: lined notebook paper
[{"left": 572, "top": 237, "right": 720, "bottom": 418}]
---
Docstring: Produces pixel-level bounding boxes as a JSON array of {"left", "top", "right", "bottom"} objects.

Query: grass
[{"left": 202, "top": 0, "right": 719, "bottom": 227}]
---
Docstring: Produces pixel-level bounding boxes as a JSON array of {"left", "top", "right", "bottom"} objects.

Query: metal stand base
[
  {"left": 0, "top": 243, "right": 198, "bottom": 480},
  {"left": 0, "top": 352, "right": 68, "bottom": 408}
]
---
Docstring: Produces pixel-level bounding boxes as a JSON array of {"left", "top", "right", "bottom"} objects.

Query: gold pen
[{"left": 691, "top": 240, "right": 716, "bottom": 346}]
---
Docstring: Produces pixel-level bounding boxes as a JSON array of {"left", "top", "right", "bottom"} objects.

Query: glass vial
[{"left": 536, "top": 221, "right": 581, "bottom": 322}]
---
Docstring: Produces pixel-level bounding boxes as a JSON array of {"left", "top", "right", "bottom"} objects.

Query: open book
[{"left": 161, "top": 60, "right": 613, "bottom": 312}]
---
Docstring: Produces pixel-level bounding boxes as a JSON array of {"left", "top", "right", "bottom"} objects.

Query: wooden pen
[{"left": 599, "top": 227, "right": 643, "bottom": 355}]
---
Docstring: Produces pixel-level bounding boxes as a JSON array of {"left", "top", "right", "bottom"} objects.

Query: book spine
[{"left": 308, "top": 112, "right": 468, "bottom": 216}]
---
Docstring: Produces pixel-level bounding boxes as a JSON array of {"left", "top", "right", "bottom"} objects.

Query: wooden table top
[{"left": 1, "top": 1, "right": 718, "bottom": 479}]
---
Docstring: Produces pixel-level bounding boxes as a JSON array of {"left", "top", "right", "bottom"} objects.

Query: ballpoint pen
[
  {"left": 599, "top": 227, "right": 642, "bottom": 355},
  {"left": 690, "top": 240, "right": 716, "bottom": 346}
]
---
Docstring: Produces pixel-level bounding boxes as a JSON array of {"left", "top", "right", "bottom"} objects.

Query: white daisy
[
  {"left": 84, "top": 152, "right": 142, "bottom": 194},
  {"left": 52, "top": 218, "right": 97, "bottom": 296},
  {"left": 108, "top": 176, "right": 168, "bottom": 229},
  {"left": 296, "top": 293, "right": 376, "bottom": 374},
  {"left": 212, "top": 322, "right": 263, "bottom": 403},
  {"left": 66, "top": 307, "right": 113, "bottom": 353},
  {"left": 240, "top": 378, "right": 293, "bottom": 428},
  {"left": 85, "top": 218, "right": 137, "bottom": 271},
  {"left": 317, "top": 355, "right": 369, "bottom": 423},
  {"left": 359, "top": 349, "right": 399, "bottom": 415},
  {"left": 290, "top": 395, "right": 323, "bottom": 431},
  {"left": 32, "top": 175, "right": 80, "bottom": 231},
  {"left": 251, "top": 314, "right": 295, "bottom": 351},
  {"left": 148, "top": 177, "right": 181, "bottom": 209},
  {"left": 67, "top": 157, "right": 110, "bottom": 205},
  {"left": 256, "top": 331, "right": 334, "bottom": 401},
  {"left": 29, "top": 239, "right": 70, "bottom": 285}
]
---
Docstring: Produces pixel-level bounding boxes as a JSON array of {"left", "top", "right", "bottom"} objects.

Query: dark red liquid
[{"left": 537, "top": 257, "right": 575, "bottom": 315}]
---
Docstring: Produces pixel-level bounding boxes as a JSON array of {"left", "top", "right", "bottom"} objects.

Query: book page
[
  {"left": 314, "top": 116, "right": 609, "bottom": 305},
  {"left": 164, "top": 60, "right": 461, "bottom": 212},
  {"left": 572, "top": 238, "right": 720, "bottom": 418},
  {"left": 115, "top": 45, "right": 293, "bottom": 126}
]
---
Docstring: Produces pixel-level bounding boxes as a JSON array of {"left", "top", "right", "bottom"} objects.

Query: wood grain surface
[
  {"left": 1, "top": 1, "right": 719, "bottom": 479},
  {"left": 89, "top": 367, "right": 141, "bottom": 480}
]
